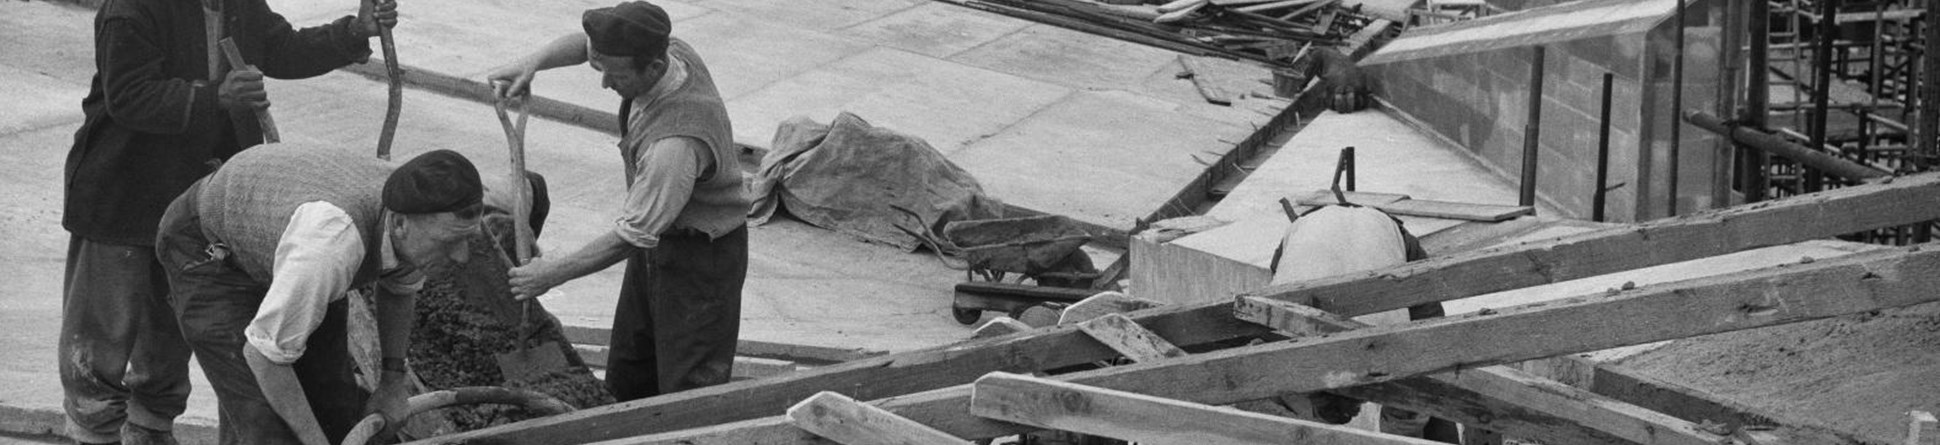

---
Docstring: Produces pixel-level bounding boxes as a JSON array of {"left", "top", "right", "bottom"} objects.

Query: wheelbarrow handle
[{"left": 340, "top": 386, "right": 574, "bottom": 445}]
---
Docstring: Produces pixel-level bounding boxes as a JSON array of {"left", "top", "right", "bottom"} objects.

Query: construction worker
[
  {"left": 59, "top": 0, "right": 396, "bottom": 442},
  {"left": 489, "top": 0, "right": 750, "bottom": 401},
  {"left": 155, "top": 144, "right": 483, "bottom": 445}
]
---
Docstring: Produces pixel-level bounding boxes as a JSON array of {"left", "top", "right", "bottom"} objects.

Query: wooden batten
[
  {"left": 968, "top": 373, "right": 1443, "bottom": 445},
  {"left": 1076, "top": 314, "right": 1187, "bottom": 362},
  {"left": 786, "top": 392, "right": 972, "bottom": 445}
]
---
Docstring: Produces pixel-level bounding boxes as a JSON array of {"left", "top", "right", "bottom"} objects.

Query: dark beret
[
  {"left": 383, "top": 149, "right": 483, "bottom": 215},
  {"left": 583, "top": 2, "right": 671, "bottom": 59}
]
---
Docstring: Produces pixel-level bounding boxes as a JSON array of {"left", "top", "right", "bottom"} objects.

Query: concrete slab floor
[
  {"left": 952, "top": 90, "right": 1249, "bottom": 229},
  {"left": 260, "top": 0, "right": 1286, "bottom": 231},
  {"left": 727, "top": 46, "right": 1074, "bottom": 153}
]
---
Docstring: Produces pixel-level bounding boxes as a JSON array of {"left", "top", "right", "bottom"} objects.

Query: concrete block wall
[
  {"left": 1368, "top": 2, "right": 1728, "bottom": 222},
  {"left": 1370, "top": 33, "right": 1648, "bottom": 221}
]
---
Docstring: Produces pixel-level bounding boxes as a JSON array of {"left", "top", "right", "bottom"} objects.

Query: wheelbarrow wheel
[
  {"left": 341, "top": 386, "right": 574, "bottom": 445},
  {"left": 952, "top": 305, "right": 982, "bottom": 325}
]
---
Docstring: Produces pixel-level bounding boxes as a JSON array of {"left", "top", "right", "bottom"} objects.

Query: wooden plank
[
  {"left": 971, "top": 317, "right": 1033, "bottom": 339},
  {"left": 571, "top": 344, "right": 803, "bottom": 379},
  {"left": 411, "top": 174, "right": 1940, "bottom": 445},
  {"left": 1178, "top": 55, "right": 1237, "bottom": 105},
  {"left": 1058, "top": 291, "right": 1163, "bottom": 325},
  {"left": 560, "top": 325, "right": 884, "bottom": 364},
  {"left": 1291, "top": 189, "right": 1411, "bottom": 207},
  {"left": 1233, "top": 296, "right": 1723, "bottom": 445},
  {"left": 786, "top": 392, "right": 972, "bottom": 445},
  {"left": 1076, "top": 314, "right": 1187, "bottom": 362},
  {"left": 1910, "top": 411, "right": 1938, "bottom": 445},
  {"left": 1128, "top": 227, "right": 1274, "bottom": 306},
  {"left": 1236, "top": 0, "right": 1325, "bottom": 13},
  {"left": 598, "top": 242, "right": 1940, "bottom": 444},
  {"left": 1374, "top": 199, "right": 1533, "bottom": 222},
  {"left": 968, "top": 373, "right": 1443, "bottom": 445}
]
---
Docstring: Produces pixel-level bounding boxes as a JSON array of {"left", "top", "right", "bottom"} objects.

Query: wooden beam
[
  {"left": 1076, "top": 314, "right": 1187, "bottom": 362},
  {"left": 1058, "top": 292, "right": 1162, "bottom": 325},
  {"left": 588, "top": 243, "right": 1940, "bottom": 444},
  {"left": 972, "top": 317, "right": 1033, "bottom": 339},
  {"left": 785, "top": 392, "right": 972, "bottom": 445},
  {"left": 968, "top": 373, "right": 1443, "bottom": 445},
  {"left": 1233, "top": 296, "right": 1722, "bottom": 445},
  {"left": 409, "top": 175, "right": 1940, "bottom": 445},
  {"left": 1910, "top": 411, "right": 1938, "bottom": 445}
]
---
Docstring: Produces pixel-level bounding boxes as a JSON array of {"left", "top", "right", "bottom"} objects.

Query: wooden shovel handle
[{"left": 492, "top": 97, "right": 534, "bottom": 265}]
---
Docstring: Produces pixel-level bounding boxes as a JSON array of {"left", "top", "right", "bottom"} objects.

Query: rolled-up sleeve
[
  {"left": 613, "top": 136, "right": 711, "bottom": 249},
  {"left": 245, "top": 202, "right": 365, "bottom": 365}
]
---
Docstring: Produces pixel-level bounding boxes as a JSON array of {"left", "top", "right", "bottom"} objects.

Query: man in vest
[
  {"left": 61, "top": 0, "right": 396, "bottom": 442},
  {"left": 487, "top": 1, "right": 749, "bottom": 401},
  {"left": 156, "top": 144, "right": 484, "bottom": 444}
]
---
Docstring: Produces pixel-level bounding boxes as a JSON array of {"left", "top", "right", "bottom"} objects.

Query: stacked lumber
[
  {"left": 400, "top": 171, "right": 1940, "bottom": 445},
  {"left": 934, "top": 0, "right": 1386, "bottom": 66}
]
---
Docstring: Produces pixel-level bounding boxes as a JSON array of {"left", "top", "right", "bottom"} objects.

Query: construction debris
[{"left": 934, "top": 0, "right": 1389, "bottom": 67}]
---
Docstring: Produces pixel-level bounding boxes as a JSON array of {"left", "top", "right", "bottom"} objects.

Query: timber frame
[{"left": 401, "top": 172, "right": 1940, "bottom": 445}]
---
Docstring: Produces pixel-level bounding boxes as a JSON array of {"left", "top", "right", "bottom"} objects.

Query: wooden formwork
[{"left": 401, "top": 173, "right": 1940, "bottom": 445}]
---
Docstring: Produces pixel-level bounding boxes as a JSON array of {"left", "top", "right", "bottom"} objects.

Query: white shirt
[{"left": 244, "top": 202, "right": 422, "bottom": 365}]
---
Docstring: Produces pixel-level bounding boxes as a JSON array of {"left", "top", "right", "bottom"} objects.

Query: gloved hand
[{"left": 217, "top": 67, "right": 268, "bottom": 111}]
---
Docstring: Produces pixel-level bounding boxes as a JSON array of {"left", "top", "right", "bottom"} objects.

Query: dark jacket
[{"left": 64, "top": 0, "right": 371, "bottom": 245}]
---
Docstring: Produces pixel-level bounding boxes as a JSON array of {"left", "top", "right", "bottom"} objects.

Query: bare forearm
[
  {"left": 245, "top": 345, "right": 331, "bottom": 445},
  {"left": 372, "top": 288, "right": 414, "bottom": 373},
  {"left": 548, "top": 231, "right": 637, "bottom": 283},
  {"left": 529, "top": 33, "right": 590, "bottom": 72}
]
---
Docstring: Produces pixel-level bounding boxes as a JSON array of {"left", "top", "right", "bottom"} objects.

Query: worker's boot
[{"left": 118, "top": 423, "right": 177, "bottom": 445}]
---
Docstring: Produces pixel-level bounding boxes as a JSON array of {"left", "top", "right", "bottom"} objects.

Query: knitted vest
[
  {"left": 620, "top": 39, "right": 748, "bottom": 239},
  {"left": 197, "top": 142, "right": 390, "bottom": 283}
]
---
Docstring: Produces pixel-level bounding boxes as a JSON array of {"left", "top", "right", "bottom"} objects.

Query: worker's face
[
  {"left": 393, "top": 208, "right": 481, "bottom": 271},
  {"left": 588, "top": 50, "right": 665, "bottom": 99}
]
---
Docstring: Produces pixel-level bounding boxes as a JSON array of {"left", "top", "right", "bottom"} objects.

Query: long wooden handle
[
  {"left": 372, "top": 0, "right": 402, "bottom": 160},
  {"left": 493, "top": 98, "right": 533, "bottom": 265},
  {"left": 217, "top": 38, "right": 279, "bottom": 143}
]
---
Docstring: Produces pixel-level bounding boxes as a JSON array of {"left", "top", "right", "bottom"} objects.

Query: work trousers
[
  {"left": 60, "top": 236, "right": 194, "bottom": 444},
  {"left": 155, "top": 182, "right": 369, "bottom": 445},
  {"left": 607, "top": 226, "right": 747, "bottom": 401}
]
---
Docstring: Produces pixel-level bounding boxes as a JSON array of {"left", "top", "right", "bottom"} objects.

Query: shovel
[{"left": 490, "top": 94, "right": 568, "bottom": 382}]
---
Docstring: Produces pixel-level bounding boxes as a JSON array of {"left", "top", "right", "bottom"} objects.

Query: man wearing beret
[
  {"left": 60, "top": 0, "right": 398, "bottom": 442},
  {"left": 488, "top": 0, "right": 748, "bottom": 401},
  {"left": 155, "top": 143, "right": 485, "bottom": 444}
]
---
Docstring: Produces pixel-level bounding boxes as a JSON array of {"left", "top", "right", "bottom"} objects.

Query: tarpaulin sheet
[{"left": 749, "top": 112, "right": 1005, "bottom": 251}]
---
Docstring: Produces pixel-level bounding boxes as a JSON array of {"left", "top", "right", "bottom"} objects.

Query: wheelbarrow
[
  {"left": 341, "top": 386, "right": 575, "bottom": 445},
  {"left": 942, "top": 216, "right": 1099, "bottom": 325}
]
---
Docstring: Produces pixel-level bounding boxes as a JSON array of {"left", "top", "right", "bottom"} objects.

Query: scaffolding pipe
[
  {"left": 1714, "top": 0, "right": 1745, "bottom": 207},
  {"left": 1521, "top": 46, "right": 1545, "bottom": 208},
  {"left": 1923, "top": 0, "right": 1940, "bottom": 168},
  {"left": 1920, "top": 1, "right": 1938, "bottom": 242},
  {"left": 1667, "top": 0, "right": 1687, "bottom": 215},
  {"left": 1686, "top": 111, "right": 1890, "bottom": 180},
  {"left": 1595, "top": 73, "right": 1615, "bottom": 222},
  {"left": 1743, "top": 0, "right": 1770, "bottom": 202},
  {"left": 1807, "top": 0, "right": 1839, "bottom": 192}
]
